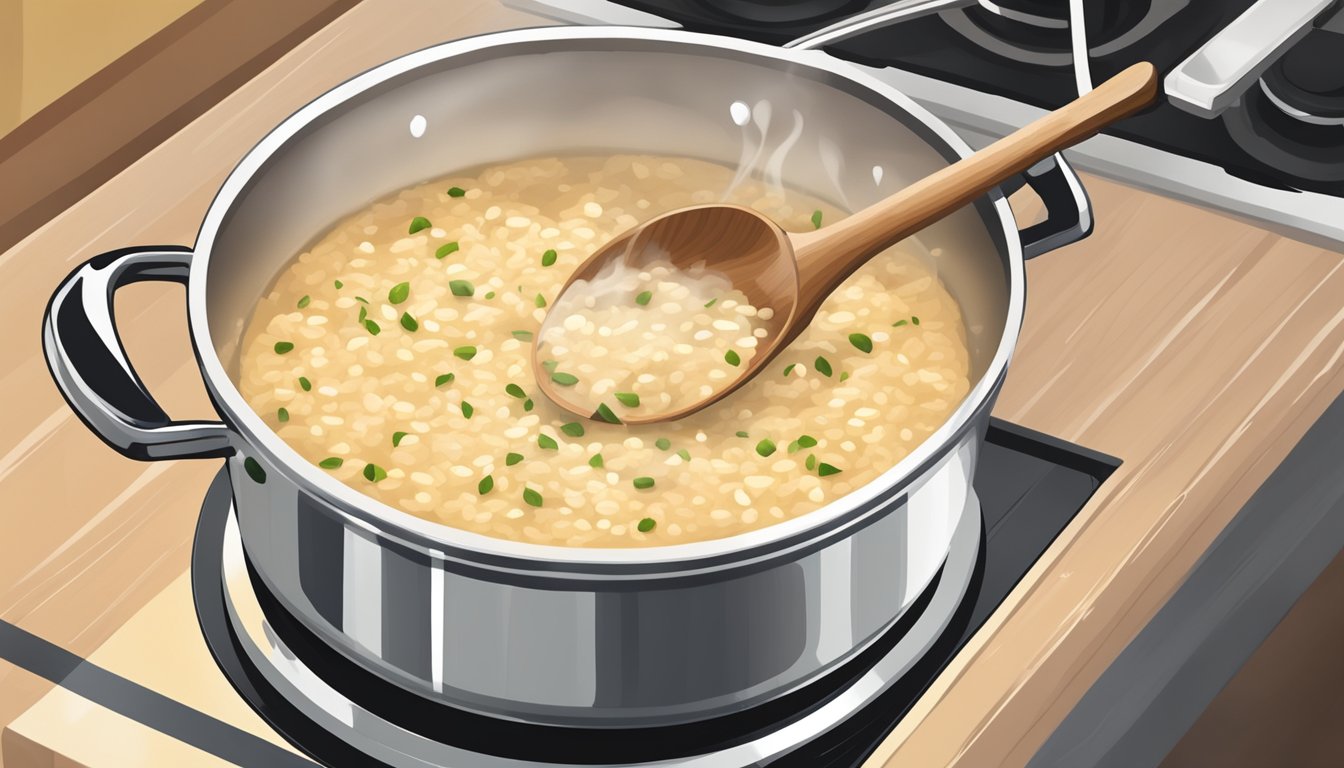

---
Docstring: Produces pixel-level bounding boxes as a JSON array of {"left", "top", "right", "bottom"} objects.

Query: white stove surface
[{"left": 507, "top": 0, "right": 1344, "bottom": 249}]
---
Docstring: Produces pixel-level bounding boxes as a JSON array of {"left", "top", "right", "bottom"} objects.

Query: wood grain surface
[
  {"left": 0, "top": 0, "right": 534, "bottom": 752},
  {"left": 0, "top": 0, "right": 364, "bottom": 256},
  {"left": 3, "top": 1, "right": 1344, "bottom": 766}
]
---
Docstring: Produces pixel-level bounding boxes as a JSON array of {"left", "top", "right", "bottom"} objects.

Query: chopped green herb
[
  {"left": 435, "top": 373, "right": 454, "bottom": 387},
  {"left": 849, "top": 333, "right": 873, "bottom": 353},
  {"left": 274, "top": 341, "right": 294, "bottom": 354},
  {"left": 358, "top": 306, "right": 367, "bottom": 323},
  {"left": 392, "top": 431, "right": 408, "bottom": 447},
  {"left": 334, "top": 279, "right": 344, "bottom": 289},
  {"left": 523, "top": 398, "right": 534, "bottom": 411},
  {"left": 541, "top": 249, "right": 557, "bottom": 267},
  {"left": 505, "top": 383, "right": 527, "bottom": 399},
  {"left": 244, "top": 457, "right": 266, "bottom": 484},
  {"left": 364, "top": 319, "right": 381, "bottom": 336},
  {"left": 318, "top": 457, "right": 343, "bottom": 469},
  {"left": 388, "top": 282, "right": 410, "bottom": 304},
  {"left": 704, "top": 298, "right": 718, "bottom": 308},
  {"left": 594, "top": 403, "right": 622, "bottom": 424},
  {"left": 633, "top": 476, "right": 655, "bottom": 490},
  {"left": 454, "top": 346, "right": 477, "bottom": 361},
  {"left": 635, "top": 290, "right": 653, "bottom": 306},
  {"left": 400, "top": 312, "right": 419, "bottom": 332},
  {"left": 588, "top": 453, "right": 604, "bottom": 468},
  {"left": 506, "top": 452, "right": 524, "bottom": 466},
  {"left": 435, "top": 241, "right": 460, "bottom": 259},
  {"left": 614, "top": 392, "right": 640, "bottom": 407},
  {"left": 447, "top": 186, "right": 467, "bottom": 198},
  {"left": 756, "top": 439, "right": 777, "bottom": 457},
  {"left": 805, "top": 454, "right": 818, "bottom": 471},
  {"left": 363, "top": 463, "right": 387, "bottom": 482},
  {"left": 512, "top": 330, "right": 534, "bottom": 341},
  {"left": 724, "top": 349, "right": 741, "bottom": 366},
  {"left": 534, "top": 293, "right": 547, "bottom": 308},
  {"left": 783, "top": 363, "right": 797, "bottom": 377},
  {"left": 796, "top": 435, "right": 818, "bottom": 449},
  {"left": 297, "top": 295, "right": 311, "bottom": 309},
  {"left": 637, "top": 517, "right": 656, "bottom": 532},
  {"left": 538, "top": 434, "right": 558, "bottom": 450},
  {"left": 736, "top": 430, "right": 749, "bottom": 438},
  {"left": 409, "top": 216, "right": 431, "bottom": 234},
  {"left": 449, "top": 280, "right": 474, "bottom": 297},
  {"left": 551, "top": 371, "right": 579, "bottom": 386},
  {"left": 541, "top": 360, "right": 558, "bottom": 372},
  {"left": 814, "top": 356, "right": 833, "bottom": 377},
  {"left": 355, "top": 296, "right": 369, "bottom": 304},
  {"left": 460, "top": 400, "right": 476, "bottom": 419},
  {"left": 912, "top": 315, "right": 920, "bottom": 325},
  {"left": 478, "top": 475, "right": 494, "bottom": 495},
  {"left": 523, "top": 487, "right": 543, "bottom": 507},
  {"left": 561, "top": 422, "right": 585, "bottom": 438},
  {"left": 484, "top": 291, "right": 496, "bottom": 299},
  {"left": 298, "top": 376, "right": 312, "bottom": 391},
  {"left": 277, "top": 407, "right": 289, "bottom": 422},
  {"left": 676, "top": 449, "right": 691, "bottom": 462},
  {"left": 839, "top": 371, "right": 850, "bottom": 382},
  {"left": 811, "top": 209, "right": 823, "bottom": 229},
  {"left": 655, "top": 437, "right": 671, "bottom": 451},
  {"left": 892, "top": 319, "right": 908, "bottom": 327},
  {"left": 818, "top": 463, "right": 842, "bottom": 477}
]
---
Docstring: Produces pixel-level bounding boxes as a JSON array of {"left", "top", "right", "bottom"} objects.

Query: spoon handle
[{"left": 791, "top": 62, "right": 1159, "bottom": 312}]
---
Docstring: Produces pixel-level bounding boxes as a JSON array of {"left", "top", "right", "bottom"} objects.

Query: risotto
[
  {"left": 239, "top": 154, "right": 971, "bottom": 547},
  {"left": 537, "top": 258, "right": 774, "bottom": 420}
]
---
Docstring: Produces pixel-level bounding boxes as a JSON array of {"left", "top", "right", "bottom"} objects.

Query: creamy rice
[
  {"left": 537, "top": 258, "right": 772, "bottom": 419},
  {"left": 239, "top": 155, "right": 971, "bottom": 547}
]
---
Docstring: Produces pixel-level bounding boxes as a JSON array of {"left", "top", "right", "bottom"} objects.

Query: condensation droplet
[
  {"left": 409, "top": 114, "right": 427, "bottom": 138},
  {"left": 873, "top": 165, "right": 884, "bottom": 185},
  {"left": 729, "top": 100, "right": 750, "bottom": 127}
]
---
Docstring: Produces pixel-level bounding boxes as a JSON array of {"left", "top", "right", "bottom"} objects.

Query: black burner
[
  {"left": 1260, "top": 25, "right": 1344, "bottom": 122},
  {"left": 698, "top": 0, "right": 866, "bottom": 25},
  {"left": 957, "top": 0, "right": 1158, "bottom": 58}
]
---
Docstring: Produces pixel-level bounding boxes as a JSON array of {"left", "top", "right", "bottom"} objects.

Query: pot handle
[
  {"left": 42, "top": 246, "right": 235, "bottom": 460},
  {"left": 1012, "top": 153, "right": 1094, "bottom": 259}
]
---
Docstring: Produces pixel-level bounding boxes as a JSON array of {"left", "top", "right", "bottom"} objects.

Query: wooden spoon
[{"left": 536, "top": 62, "right": 1158, "bottom": 424}]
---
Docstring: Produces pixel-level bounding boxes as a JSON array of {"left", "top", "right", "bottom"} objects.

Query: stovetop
[
  {"left": 512, "top": 0, "right": 1344, "bottom": 245},
  {"left": 189, "top": 420, "right": 1118, "bottom": 767}
]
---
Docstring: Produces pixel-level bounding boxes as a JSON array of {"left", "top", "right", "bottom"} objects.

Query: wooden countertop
[{"left": 4, "top": 1, "right": 1344, "bottom": 766}]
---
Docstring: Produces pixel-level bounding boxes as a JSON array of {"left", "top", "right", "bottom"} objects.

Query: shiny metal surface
[
  {"left": 1163, "top": 0, "right": 1334, "bottom": 118},
  {"left": 45, "top": 27, "right": 1089, "bottom": 726},
  {"left": 220, "top": 490, "right": 983, "bottom": 766}
]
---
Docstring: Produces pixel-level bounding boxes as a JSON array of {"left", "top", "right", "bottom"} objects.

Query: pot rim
[{"left": 188, "top": 25, "right": 1025, "bottom": 571}]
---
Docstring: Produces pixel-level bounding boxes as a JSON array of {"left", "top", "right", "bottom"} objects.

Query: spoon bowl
[
  {"left": 536, "top": 62, "right": 1159, "bottom": 424},
  {"left": 533, "top": 204, "right": 801, "bottom": 424}
]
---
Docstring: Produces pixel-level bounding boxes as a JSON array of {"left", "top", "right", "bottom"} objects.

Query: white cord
[{"left": 1069, "top": 0, "right": 1093, "bottom": 95}]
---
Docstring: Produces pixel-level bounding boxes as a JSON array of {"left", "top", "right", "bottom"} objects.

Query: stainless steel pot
[{"left": 43, "top": 25, "right": 1090, "bottom": 729}]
